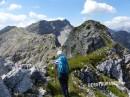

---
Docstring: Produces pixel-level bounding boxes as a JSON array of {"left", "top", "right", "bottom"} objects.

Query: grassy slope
[
  {"left": 107, "top": 86, "right": 128, "bottom": 97},
  {"left": 68, "top": 47, "right": 109, "bottom": 72}
]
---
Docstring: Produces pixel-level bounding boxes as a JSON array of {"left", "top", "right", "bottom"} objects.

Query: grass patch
[
  {"left": 46, "top": 73, "right": 83, "bottom": 97},
  {"left": 98, "top": 73, "right": 116, "bottom": 82},
  {"left": 107, "top": 85, "right": 128, "bottom": 97},
  {"left": 47, "top": 79, "right": 62, "bottom": 96},
  {"left": 68, "top": 47, "right": 110, "bottom": 72},
  {"left": 94, "top": 89, "right": 107, "bottom": 97}
]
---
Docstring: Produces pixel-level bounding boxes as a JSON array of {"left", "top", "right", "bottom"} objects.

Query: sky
[{"left": 0, "top": 0, "right": 130, "bottom": 31}]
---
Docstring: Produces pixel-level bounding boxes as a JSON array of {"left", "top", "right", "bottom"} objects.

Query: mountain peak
[
  {"left": 63, "top": 20, "right": 113, "bottom": 57},
  {"left": 80, "top": 20, "right": 108, "bottom": 31},
  {"left": 84, "top": 20, "right": 100, "bottom": 24},
  {"left": 26, "top": 19, "right": 73, "bottom": 34},
  {"left": 26, "top": 19, "right": 73, "bottom": 46},
  {"left": 0, "top": 26, "right": 17, "bottom": 34}
]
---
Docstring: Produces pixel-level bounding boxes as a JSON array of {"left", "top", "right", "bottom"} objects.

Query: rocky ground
[{"left": 0, "top": 57, "right": 50, "bottom": 97}]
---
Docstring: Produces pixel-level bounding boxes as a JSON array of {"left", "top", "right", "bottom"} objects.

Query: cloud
[
  {"left": 104, "top": 16, "right": 130, "bottom": 31},
  {"left": 0, "top": 0, "right": 6, "bottom": 6},
  {"left": 0, "top": 11, "right": 64, "bottom": 29},
  {"left": 29, "top": 11, "right": 47, "bottom": 20},
  {"left": 8, "top": 3, "right": 22, "bottom": 11},
  {"left": 81, "top": 0, "right": 116, "bottom": 14}
]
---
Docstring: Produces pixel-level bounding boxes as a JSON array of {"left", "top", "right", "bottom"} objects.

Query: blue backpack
[{"left": 55, "top": 54, "right": 69, "bottom": 77}]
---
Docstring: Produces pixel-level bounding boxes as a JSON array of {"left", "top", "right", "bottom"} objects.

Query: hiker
[{"left": 54, "top": 50, "right": 69, "bottom": 97}]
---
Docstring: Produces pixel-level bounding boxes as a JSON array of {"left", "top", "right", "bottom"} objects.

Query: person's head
[{"left": 57, "top": 50, "right": 63, "bottom": 57}]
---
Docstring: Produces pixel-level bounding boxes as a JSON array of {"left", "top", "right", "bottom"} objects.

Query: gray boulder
[
  {"left": 3, "top": 65, "right": 47, "bottom": 94},
  {"left": 97, "top": 58, "right": 123, "bottom": 80},
  {"left": 4, "top": 68, "right": 33, "bottom": 94},
  {"left": 124, "top": 54, "right": 130, "bottom": 64},
  {"left": 0, "top": 57, "right": 13, "bottom": 76},
  {"left": 14, "top": 72, "right": 33, "bottom": 93},
  {"left": 74, "top": 66, "right": 99, "bottom": 83},
  {"left": 0, "top": 78, "right": 11, "bottom": 97}
]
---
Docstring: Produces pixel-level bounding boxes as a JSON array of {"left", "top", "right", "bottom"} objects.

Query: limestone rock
[
  {"left": 97, "top": 58, "right": 123, "bottom": 80},
  {"left": 0, "top": 57, "right": 13, "bottom": 76},
  {"left": 4, "top": 68, "right": 33, "bottom": 94},
  {"left": 0, "top": 78, "right": 11, "bottom": 97}
]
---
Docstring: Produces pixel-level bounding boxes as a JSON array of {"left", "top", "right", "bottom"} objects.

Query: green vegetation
[
  {"left": 107, "top": 85, "right": 128, "bottom": 97},
  {"left": 46, "top": 73, "right": 83, "bottom": 97},
  {"left": 47, "top": 79, "right": 62, "bottom": 96},
  {"left": 93, "top": 89, "right": 107, "bottom": 97},
  {"left": 98, "top": 73, "right": 115, "bottom": 82},
  {"left": 68, "top": 47, "right": 110, "bottom": 72}
]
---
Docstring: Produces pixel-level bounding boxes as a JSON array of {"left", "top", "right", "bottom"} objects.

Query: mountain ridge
[{"left": 1, "top": 19, "right": 130, "bottom": 97}]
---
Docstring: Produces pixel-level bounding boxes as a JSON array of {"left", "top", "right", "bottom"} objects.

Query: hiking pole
[
  {"left": 54, "top": 64, "right": 58, "bottom": 85},
  {"left": 52, "top": 61, "right": 57, "bottom": 84}
]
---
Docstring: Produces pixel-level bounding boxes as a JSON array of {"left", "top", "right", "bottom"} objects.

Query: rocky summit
[
  {"left": 63, "top": 20, "right": 113, "bottom": 57},
  {"left": 26, "top": 19, "right": 73, "bottom": 46},
  {"left": 1, "top": 19, "right": 130, "bottom": 97}
]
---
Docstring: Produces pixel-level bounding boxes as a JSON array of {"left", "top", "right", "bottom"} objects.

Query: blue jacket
[{"left": 55, "top": 54, "right": 69, "bottom": 78}]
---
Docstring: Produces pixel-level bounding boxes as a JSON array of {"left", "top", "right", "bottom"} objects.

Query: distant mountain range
[{"left": 110, "top": 30, "right": 130, "bottom": 50}]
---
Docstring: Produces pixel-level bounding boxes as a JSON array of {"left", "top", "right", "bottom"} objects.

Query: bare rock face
[
  {"left": 3, "top": 64, "right": 47, "bottom": 95},
  {"left": 26, "top": 19, "right": 73, "bottom": 46},
  {"left": 63, "top": 20, "right": 112, "bottom": 57},
  {"left": 0, "top": 57, "right": 47, "bottom": 97},
  {"left": 4, "top": 68, "right": 33, "bottom": 94},
  {"left": 0, "top": 19, "right": 73, "bottom": 68},
  {"left": 0, "top": 57, "right": 13, "bottom": 76},
  {"left": 121, "top": 55, "right": 130, "bottom": 89},
  {"left": 74, "top": 66, "right": 99, "bottom": 83},
  {"left": 0, "top": 27, "right": 59, "bottom": 68},
  {"left": 97, "top": 58, "right": 123, "bottom": 80}
]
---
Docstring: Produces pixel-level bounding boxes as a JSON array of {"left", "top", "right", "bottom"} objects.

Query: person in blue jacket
[{"left": 54, "top": 50, "right": 69, "bottom": 97}]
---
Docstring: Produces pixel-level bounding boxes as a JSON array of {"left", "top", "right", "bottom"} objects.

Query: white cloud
[
  {"left": 0, "top": 11, "right": 64, "bottom": 29},
  {"left": 104, "top": 16, "right": 130, "bottom": 31},
  {"left": 8, "top": 3, "right": 22, "bottom": 11},
  {"left": 81, "top": 0, "right": 116, "bottom": 14},
  {"left": 29, "top": 11, "right": 47, "bottom": 20},
  {"left": 0, "top": 0, "right": 6, "bottom": 6}
]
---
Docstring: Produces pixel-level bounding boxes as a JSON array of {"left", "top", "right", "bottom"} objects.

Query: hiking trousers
[{"left": 58, "top": 73, "right": 69, "bottom": 97}]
